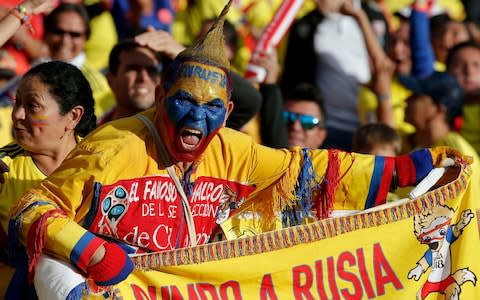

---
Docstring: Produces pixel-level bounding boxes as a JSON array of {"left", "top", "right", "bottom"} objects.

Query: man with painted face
[{"left": 7, "top": 0, "right": 467, "bottom": 296}]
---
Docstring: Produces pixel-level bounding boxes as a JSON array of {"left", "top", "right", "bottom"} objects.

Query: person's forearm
[
  {"left": 410, "top": 9, "right": 435, "bottom": 78},
  {"left": 377, "top": 96, "right": 395, "bottom": 128},
  {"left": 0, "top": 12, "right": 23, "bottom": 48},
  {"left": 352, "top": 9, "right": 385, "bottom": 62},
  {"left": 11, "top": 30, "right": 48, "bottom": 60},
  {"left": 259, "top": 84, "right": 289, "bottom": 148}
]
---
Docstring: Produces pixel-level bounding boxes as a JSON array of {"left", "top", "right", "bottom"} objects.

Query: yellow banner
[{"left": 110, "top": 166, "right": 479, "bottom": 300}]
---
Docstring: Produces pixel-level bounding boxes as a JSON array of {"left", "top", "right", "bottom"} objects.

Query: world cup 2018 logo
[
  {"left": 97, "top": 186, "right": 130, "bottom": 238},
  {"left": 408, "top": 205, "right": 476, "bottom": 300}
]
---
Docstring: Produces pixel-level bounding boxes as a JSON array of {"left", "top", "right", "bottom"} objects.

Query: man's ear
[{"left": 223, "top": 101, "right": 234, "bottom": 126}]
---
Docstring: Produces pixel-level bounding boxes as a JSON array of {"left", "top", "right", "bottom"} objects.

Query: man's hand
[
  {"left": 339, "top": 0, "right": 358, "bottom": 17},
  {"left": 22, "top": 0, "right": 56, "bottom": 15},
  {"left": 430, "top": 146, "right": 472, "bottom": 167},
  {"left": 0, "top": 160, "right": 9, "bottom": 184},
  {"left": 317, "top": 0, "right": 348, "bottom": 14},
  {"left": 253, "top": 50, "right": 280, "bottom": 85},
  {"left": 86, "top": 242, "right": 134, "bottom": 286},
  {"left": 135, "top": 27, "right": 186, "bottom": 60}
]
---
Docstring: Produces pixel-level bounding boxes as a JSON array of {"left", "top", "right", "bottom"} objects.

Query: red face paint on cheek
[{"left": 31, "top": 115, "right": 49, "bottom": 127}]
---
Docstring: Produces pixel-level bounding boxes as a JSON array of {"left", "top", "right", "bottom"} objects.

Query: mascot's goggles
[
  {"left": 283, "top": 110, "right": 323, "bottom": 130},
  {"left": 418, "top": 218, "right": 451, "bottom": 243}
]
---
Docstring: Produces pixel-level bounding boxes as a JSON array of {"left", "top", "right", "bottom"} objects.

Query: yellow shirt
[
  {"left": 85, "top": 11, "right": 118, "bottom": 71},
  {"left": 462, "top": 104, "right": 480, "bottom": 155},
  {"left": 386, "top": 0, "right": 464, "bottom": 21},
  {"left": 358, "top": 77, "right": 415, "bottom": 136},
  {"left": 80, "top": 63, "right": 115, "bottom": 118},
  {"left": 0, "top": 143, "right": 45, "bottom": 234},
  {"left": 0, "top": 143, "right": 45, "bottom": 298},
  {"left": 0, "top": 106, "right": 13, "bottom": 147}
]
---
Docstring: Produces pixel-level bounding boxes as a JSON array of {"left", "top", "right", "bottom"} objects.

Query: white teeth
[
  {"left": 184, "top": 128, "right": 201, "bottom": 135},
  {"left": 135, "top": 88, "right": 148, "bottom": 94}
]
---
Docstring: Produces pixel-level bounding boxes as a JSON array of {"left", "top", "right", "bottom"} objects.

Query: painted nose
[{"left": 189, "top": 106, "right": 206, "bottom": 121}]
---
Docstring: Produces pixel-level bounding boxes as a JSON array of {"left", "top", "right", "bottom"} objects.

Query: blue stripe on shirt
[{"left": 365, "top": 156, "right": 384, "bottom": 209}]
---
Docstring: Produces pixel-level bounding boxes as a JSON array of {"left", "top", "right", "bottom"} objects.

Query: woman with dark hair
[{"left": 0, "top": 61, "right": 96, "bottom": 298}]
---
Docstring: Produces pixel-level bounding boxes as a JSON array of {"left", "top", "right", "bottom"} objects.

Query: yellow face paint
[
  {"left": 31, "top": 115, "right": 49, "bottom": 127},
  {"left": 166, "top": 62, "right": 229, "bottom": 106}
]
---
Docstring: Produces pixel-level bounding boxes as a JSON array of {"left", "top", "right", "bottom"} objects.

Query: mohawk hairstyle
[{"left": 163, "top": 0, "right": 233, "bottom": 97}]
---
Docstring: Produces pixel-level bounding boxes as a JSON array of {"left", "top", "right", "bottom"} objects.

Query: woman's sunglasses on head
[{"left": 283, "top": 110, "right": 323, "bottom": 130}]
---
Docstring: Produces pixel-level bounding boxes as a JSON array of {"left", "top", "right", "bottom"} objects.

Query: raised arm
[
  {"left": 246, "top": 139, "right": 465, "bottom": 224},
  {"left": 134, "top": 27, "right": 186, "bottom": 60},
  {"left": 410, "top": 0, "right": 436, "bottom": 78},
  {"left": 0, "top": 0, "right": 54, "bottom": 48},
  {"left": 255, "top": 50, "right": 289, "bottom": 148},
  {"left": 340, "top": 1, "right": 395, "bottom": 127}
]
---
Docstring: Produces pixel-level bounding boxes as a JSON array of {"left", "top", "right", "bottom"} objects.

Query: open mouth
[
  {"left": 179, "top": 128, "right": 204, "bottom": 151},
  {"left": 428, "top": 242, "right": 439, "bottom": 251}
]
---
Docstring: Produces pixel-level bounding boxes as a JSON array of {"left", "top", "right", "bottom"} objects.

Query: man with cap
[{"left": 7, "top": 0, "right": 465, "bottom": 296}]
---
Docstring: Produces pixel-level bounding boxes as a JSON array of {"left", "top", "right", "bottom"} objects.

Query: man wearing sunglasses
[
  {"left": 42, "top": 3, "right": 114, "bottom": 118},
  {"left": 283, "top": 83, "right": 327, "bottom": 149}
]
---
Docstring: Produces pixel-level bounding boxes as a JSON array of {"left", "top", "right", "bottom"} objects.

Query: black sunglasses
[
  {"left": 283, "top": 110, "right": 323, "bottom": 130},
  {"left": 50, "top": 28, "right": 85, "bottom": 38}
]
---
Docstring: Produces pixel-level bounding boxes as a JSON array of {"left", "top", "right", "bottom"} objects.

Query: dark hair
[
  {"left": 44, "top": 3, "right": 91, "bottom": 39},
  {"left": 284, "top": 83, "right": 326, "bottom": 120},
  {"left": 108, "top": 39, "right": 162, "bottom": 74},
  {"left": 446, "top": 40, "right": 480, "bottom": 69},
  {"left": 429, "top": 13, "right": 452, "bottom": 39},
  {"left": 223, "top": 20, "right": 238, "bottom": 52},
  {"left": 352, "top": 123, "right": 401, "bottom": 154},
  {"left": 23, "top": 61, "right": 96, "bottom": 137},
  {"left": 398, "top": 71, "right": 463, "bottom": 126},
  {"left": 201, "top": 18, "right": 238, "bottom": 52}
]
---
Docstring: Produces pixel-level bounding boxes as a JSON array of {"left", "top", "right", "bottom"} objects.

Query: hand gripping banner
[{"left": 96, "top": 163, "right": 480, "bottom": 300}]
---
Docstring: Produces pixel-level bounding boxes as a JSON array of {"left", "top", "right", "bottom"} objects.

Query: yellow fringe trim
[
  {"left": 132, "top": 164, "right": 471, "bottom": 271},
  {"left": 232, "top": 151, "right": 302, "bottom": 231}
]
